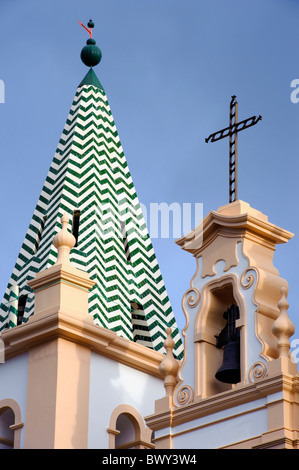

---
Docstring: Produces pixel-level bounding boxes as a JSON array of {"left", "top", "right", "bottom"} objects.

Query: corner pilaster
[{"left": 23, "top": 215, "right": 95, "bottom": 449}]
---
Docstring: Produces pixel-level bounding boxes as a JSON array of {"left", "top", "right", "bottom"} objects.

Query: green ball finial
[
  {"left": 79, "top": 19, "right": 102, "bottom": 68},
  {"left": 81, "top": 41, "right": 102, "bottom": 67}
]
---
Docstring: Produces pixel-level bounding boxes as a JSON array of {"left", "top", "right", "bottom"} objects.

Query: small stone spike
[
  {"left": 272, "top": 286, "right": 295, "bottom": 359},
  {"left": 53, "top": 214, "right": 76, "bottom": 265},
  {"left": 159, "top": 328, "right": 179, "bottom": 397}
]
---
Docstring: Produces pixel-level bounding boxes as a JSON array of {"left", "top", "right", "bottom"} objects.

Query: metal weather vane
[
  {"left": 205, "top": 95, "right": 262, "bottom": 203},
  {"left": 78, "top": 20, "right": 94, "bottom": 38},
  {"left": 78, "top": 20, "right": 102, "bottom": 69}
]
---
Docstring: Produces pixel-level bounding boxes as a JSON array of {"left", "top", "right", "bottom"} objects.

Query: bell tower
[
  {"left": 175, "top": 200, "right": 295, "bottom": 399},
  {"left": 146, "top": 200, "right": 299, "bottom": 449}
]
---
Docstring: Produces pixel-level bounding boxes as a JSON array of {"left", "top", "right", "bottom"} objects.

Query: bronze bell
[
  {"left": 215, "top": 304, "right": 241, "bottom": 384},
  {"left": 215, "top": 338, "right": 240, "bottom": 384}
]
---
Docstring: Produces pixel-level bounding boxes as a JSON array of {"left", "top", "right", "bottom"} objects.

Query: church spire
[{"left": 0, "top": 22, "right": 183, "bottom": 359}]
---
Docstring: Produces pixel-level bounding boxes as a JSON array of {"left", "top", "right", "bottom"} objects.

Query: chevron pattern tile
[{"left": 0, "top": 68, "right": 183, "bottom": 359}]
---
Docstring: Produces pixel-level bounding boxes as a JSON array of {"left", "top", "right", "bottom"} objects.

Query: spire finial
[
  {"left": 272, "top": 286, "right": 295, "bottom": 359},
  {"left": 79, "top": 19, "right": 102, "bottom": 68},
  {"left": 53, "top": 214, "right": 76, "bottom": 265},
  {"left": 159, "top": 328, "right": 179, "bottom": 397}
]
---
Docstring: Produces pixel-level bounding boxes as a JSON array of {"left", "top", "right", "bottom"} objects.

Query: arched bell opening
[{"left": 194, "top": 277, "right": 245, "bottom": 398}]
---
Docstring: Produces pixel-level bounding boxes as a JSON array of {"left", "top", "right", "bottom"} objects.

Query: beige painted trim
[
  {"left": 0, "top": 398, "right": 24, "bottom": 449},
  {"left": 27, "top": 263, "right": 95, "bottom": 293},
  {"left": 108, "top": 404, "right": 154, "bottom": 449},
  {"left": 151, "top": 401, "right": 268, "bottom": 447},
  {"left": 194, "top": 274, "right": 248, "bottom": 396},
  {"left": 151, "top": 433, "right": 173, "bottom": 449},
  {"left": 146, "top": 364, "right": 299, "bottom": 441},
  {"left": 27, "top": 263, "right": 95, "bottom": 322},
  {"left": 115, "top": 439, "right": 154, "bottom": 449},
  {"left": 223, "top": 429, "right": 299, "bottom": 449},
  {"left": 0, "top": 436, "right": 13, "bottom": 447},
  {"left": 175, "top": 273, "right": 249, "bottom": 404},
  {"left": 176, "top": 202, "right": 294, "bottom": 257},
  {"left": 1, "top": 310, "right": 164, "bottom": 379},
  {"left": 24, "top": 337, "right": 90, "bottom": 449}
]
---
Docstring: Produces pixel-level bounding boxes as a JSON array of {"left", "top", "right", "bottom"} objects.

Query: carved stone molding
[
  {"left": 1, "top": 310, "right": 164, "bottom": 378},
  {"left": 240, "top": 267, "right": 256, "bottom": 290},
  {"left": 175, "top": 385, "right": 194, "bottom": 406},
  {"left": 183, "top": 287, "right": 200, "bottom": 309},
  {"left": 248, "top": 361, "right": 268, "bottom": 383}
]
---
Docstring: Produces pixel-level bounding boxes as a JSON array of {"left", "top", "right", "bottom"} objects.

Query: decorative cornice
[
  {"left": 1, "top": 309, "right": 164, "bottom": 379},
  {"left": 176, "top": 201, "right": 294, "bottom": 257},
  {"left": 146, "top": 367, "right": 299, "bottom": 431},
  {"left": 28, "top": 264, "right": 95, "bottom": 293}
]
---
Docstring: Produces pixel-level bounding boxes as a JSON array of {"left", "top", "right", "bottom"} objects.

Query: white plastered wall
[
  {"left": 0, "top": 352, "right": 28, "bottom": 448},
  {"left": 88, "top": 351, "right": 164, "bottom": 448}
]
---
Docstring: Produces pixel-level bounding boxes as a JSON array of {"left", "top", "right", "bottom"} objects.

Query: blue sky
[{"left": 0, "top": 0, "right": 298, "bottom": 349}]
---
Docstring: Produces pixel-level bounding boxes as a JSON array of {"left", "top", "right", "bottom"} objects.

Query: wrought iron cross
[{"left": 205, "top": 96, "right": 262, "bottom": 203}]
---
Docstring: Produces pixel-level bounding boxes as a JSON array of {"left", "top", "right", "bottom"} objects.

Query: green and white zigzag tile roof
[{"left": 0, "top": 24, "right": 183, "bottom": 360}]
